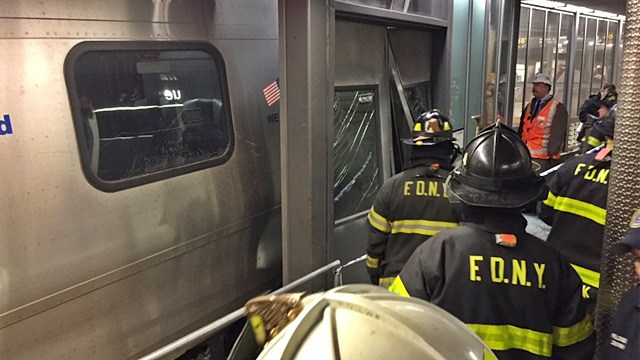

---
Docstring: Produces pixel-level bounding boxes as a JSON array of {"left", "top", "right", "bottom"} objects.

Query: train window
[
  {"left": 333, "top": 87, "right": 380, "bottom": 221},
  {"left": 65, "top": 42, "right": 233, "bottom": 191},
  {"left": 404, "top": 83, "right": 431, "bottom": 120}
]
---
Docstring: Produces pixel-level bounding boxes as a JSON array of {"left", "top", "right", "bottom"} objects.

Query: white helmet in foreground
[{"left": 252, "top": 284, "right": 496, "bottom": 360}]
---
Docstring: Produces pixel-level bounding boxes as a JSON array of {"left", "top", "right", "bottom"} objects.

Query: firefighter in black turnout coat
[
  {"left": 390, "top": 123, "right": 595, "bottom": 359},
  {"left": 366, "top": 110, "right": 461, "bottom": 288},
  {"left": 539, "top": 115, "right": 615, "bottom": 315}
]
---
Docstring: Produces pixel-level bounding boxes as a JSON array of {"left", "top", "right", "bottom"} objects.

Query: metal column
[{"left": 279, "top": 0, "right": 334, "bottom": 286}]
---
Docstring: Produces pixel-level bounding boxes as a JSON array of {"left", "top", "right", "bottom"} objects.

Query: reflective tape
[
  {"left": 543, "top": 191, "right": 557, "bottom": 207},
  {"left": 468, "top": 317, "right": 592, "bottom": 357},
  {"left": 388, "top": 276, "right": 410, "bottom": 297},
  {"left": 587, "top": 136, "right": 604, "bottom": 148},
  {"left": 552, "top": 315, "right": 594, "bottom": 347},
  {"left": 390, "top": 219, "right": 458, "bottom": 236},
  {"left": 368, "top": 207, "right": 391, "bottom": 233},
  {"left": 550, "top": 196, "right": 606, "bottom": 225},
  {"left": 378, "top": 277, "right": 395, "bottom": 289},
  {"left": 365, "top": 255, "right": 379, "bottom": 269},
  {"left": 571, "top": 264, "right": 600, "bottom": 288}
]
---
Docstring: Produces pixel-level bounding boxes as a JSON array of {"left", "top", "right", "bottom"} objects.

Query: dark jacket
[
  {"left": 366, "top": 160, "right": 461, "bottom": 287},
  {"left": 539, "top": 151, "right": 610, "bottom": 306},
  {"left": 390, "top": 207, "right": 595, "bottom": 359},
  {"left": 583, "top": 123, "right": 607, "bottom": 152},
  {"left": 601, "top": 286, "right": 640, "bottom": 360},
  {"left": 578, "top": 94, "right": 601, "bottom": 124}
]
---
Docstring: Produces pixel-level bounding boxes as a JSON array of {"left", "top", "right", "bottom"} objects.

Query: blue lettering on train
[
  {"left": 267, "top": 113, "right": 279, "bottom": 123},
  {"left": 0, "top": 114, "right": 13, "bottom": 135}
]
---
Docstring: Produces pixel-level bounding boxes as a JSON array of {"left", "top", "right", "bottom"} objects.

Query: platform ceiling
[{"left": 563, "top": 0, "right": 627, "bottom": 16}]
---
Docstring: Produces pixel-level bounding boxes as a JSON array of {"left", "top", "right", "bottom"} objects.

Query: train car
[{"left": 0, "top": 1, "right": 282, "bottom": 358}]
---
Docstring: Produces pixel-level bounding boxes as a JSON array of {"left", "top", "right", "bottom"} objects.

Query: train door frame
[
  {"left": 330, "top": 5, "right": 451, "bottom": 284},
  {"left": 279, "top": 0, "right": 453, "bottom": 289}
]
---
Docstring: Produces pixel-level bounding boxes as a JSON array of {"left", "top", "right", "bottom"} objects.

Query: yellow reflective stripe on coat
[
  {"left": 543, "top": 191, "right": 556, "bottom": 208},
  {"left": 467, "top": 324, "right": 553, "bottom": 356},
  {"left": 571, "top": 264, "right": 600, "bottom": 288},
  {"left": 368, "top": 206, "right": 391, "bottom": 233},
  {"left": 468, "top": 317, "right": 593, "bottom": 356},
  {"left": 390, "top": 219, "right": 458, "bottom": 236},
  {"left": 365, "top": 254, "right": 379, "bottom": 269},
  {"left": 552, "top": 315, "right": 593, "bottom": 347},
  {"left": 551, "top": 196, "right": 606, "bottom": 225},
  {"left": 388, "top": 276, "right": 410, "bottom": 297},
  {"left": 378, "top": 276, "right": 395, "bottom": 289},
  {"left": 587, "top": 136, "right": 604, "bottom": 148}
]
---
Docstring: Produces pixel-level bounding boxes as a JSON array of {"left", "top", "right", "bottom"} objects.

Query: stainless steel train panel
[
  {"left": 0, "top": 0, "right": 281, "bottom": 358},
  {"left": 1, "top": 0, "right": 209, "bottom": 24}
]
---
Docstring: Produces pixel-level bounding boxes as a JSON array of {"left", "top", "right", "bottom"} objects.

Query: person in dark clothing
[
  {"left": 601, "top": 209, "right": 640, "bottom": 360},
  {"left": 539, "top": 115, "right": 616, "bottom": 316},
  {"left": 517, "top": 73, "right": 568, "bottom": 173},
  {"left": 577, "top": 84, "right": 616, "bottom": 150},
  {"left": 366, "top": 110, "right": 462, "bottom": 288},
  {"left": 390, "top": 123, "right": 595, "bottom": 359},
  {"left": 583, "top": 99, "right": 617, "bottom": 152}
]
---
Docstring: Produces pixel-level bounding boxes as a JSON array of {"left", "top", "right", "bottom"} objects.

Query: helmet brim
[
  {"left": 401, "top": 136, "right": 453, "bottom": 146},
  {"left": 447, "top": 173, "right": 546, "bottom": 208}
]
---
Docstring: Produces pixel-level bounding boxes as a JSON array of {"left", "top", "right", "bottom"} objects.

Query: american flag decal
[{"left": 262, "top": 78, "right": 280, "bottom": 107}]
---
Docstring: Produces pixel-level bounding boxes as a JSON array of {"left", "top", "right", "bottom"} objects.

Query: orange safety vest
[{"left": 521, "top": 98, "right": 561, "bottom": 159}]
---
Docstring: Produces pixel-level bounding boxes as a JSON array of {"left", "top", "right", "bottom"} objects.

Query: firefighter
[
  {"left": 539, "top": 113, "right": 616, "bottom": 316},
  {"left": 249, "top": 284, "right": 497, "bottom": 360},
  {"left": 577, "top": 84, "right": 616, "bottom": 147},
  {"left": 583, "top": 98, "right": 617, "bottom": 152},
  {"left": 517, "top": 73, "right": 568, "bottom": 173},
  {"left": 390, "top": 122, "right": 595, "bottom": 359},
  {"left": 366, "top": 110, "right": 461, "bottom": 288}
]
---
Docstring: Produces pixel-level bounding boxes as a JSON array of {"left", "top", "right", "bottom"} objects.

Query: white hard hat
[
  {"left": 255, "top": 284, "right": 496, "bottom": 360},
  {"left": 531, "top": 73, "right": 552, "bottom": 86}
]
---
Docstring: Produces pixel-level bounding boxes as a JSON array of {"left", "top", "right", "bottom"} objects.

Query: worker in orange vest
[{"left": 517, "top": 73, "right": 568, "bottom": 173}]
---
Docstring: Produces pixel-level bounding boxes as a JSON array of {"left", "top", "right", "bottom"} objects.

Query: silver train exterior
[{"left": 0, "top": 1, "right": 282, "bottom": 358}]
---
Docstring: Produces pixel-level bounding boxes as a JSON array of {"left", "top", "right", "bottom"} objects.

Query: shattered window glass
[
  {"left": 68, "top": 44, "right": 231, "bottom": 191},
  {"left": 333, "top": 89, "right": 380, "bottom": 220},
  {"left": 404, "top": 83, "right": 431, "bottom": 119}
]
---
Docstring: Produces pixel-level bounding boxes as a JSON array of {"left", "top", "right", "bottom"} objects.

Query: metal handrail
[
  {"left": 539, "top": 144, "right": 605, "bottom": 177},
  {"left": 333, "top": 254, "right": 366, "bottom": 287},
  {"left": 139, "top": 260, "right": 342, "bottom": 360}
]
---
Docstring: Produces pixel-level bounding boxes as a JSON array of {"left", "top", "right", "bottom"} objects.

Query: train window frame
[{"left": 64, "top": 41, "right": 234, "bottom": 192}]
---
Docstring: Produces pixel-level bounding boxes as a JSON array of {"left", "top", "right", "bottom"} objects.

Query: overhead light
[{"left": 521, "top": 0, "right": 625, "bottom": 20}]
